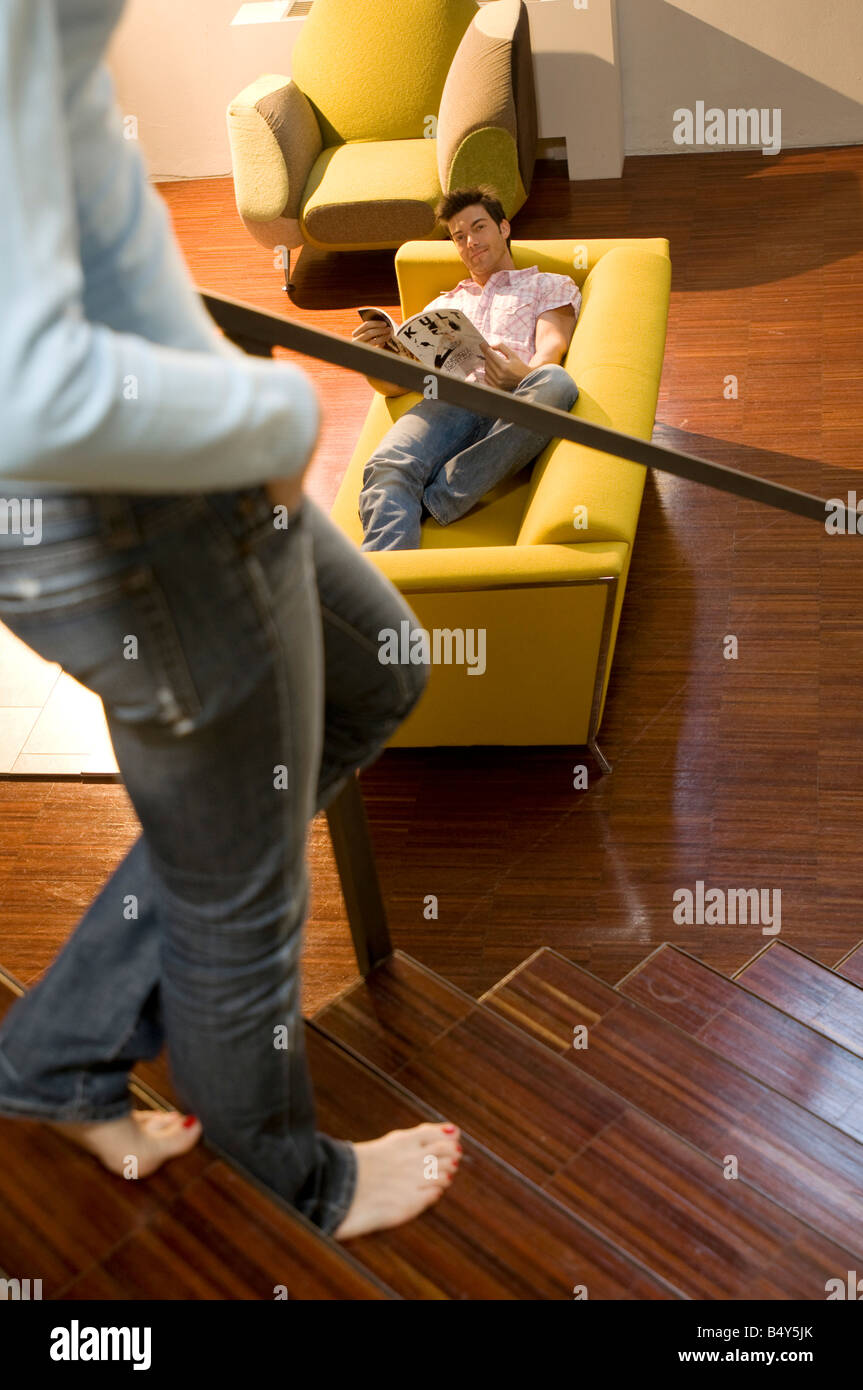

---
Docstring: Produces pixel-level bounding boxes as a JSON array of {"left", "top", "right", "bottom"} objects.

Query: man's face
[{"left": 447, "top": 205, "right": 511, "bottom": 281}]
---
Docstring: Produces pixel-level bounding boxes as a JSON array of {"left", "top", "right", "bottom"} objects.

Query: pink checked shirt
[{"left": 423, "top": 265, "right": 581, "bottom": 384}]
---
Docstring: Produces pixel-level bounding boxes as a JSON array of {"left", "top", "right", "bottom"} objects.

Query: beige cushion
[
  {"left": 227, "top": 75, "right": 322, "bottom": 223},
  {"left": 511, "top": 2, "right": 537, "bottom": 191},
  {"left": 437, "top": 0, "right": 536, "bottom": 192}
]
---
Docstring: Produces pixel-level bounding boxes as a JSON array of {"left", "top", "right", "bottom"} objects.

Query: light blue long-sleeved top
[{"left": 0, "top": 0, "right": 319, "bottom": 493}]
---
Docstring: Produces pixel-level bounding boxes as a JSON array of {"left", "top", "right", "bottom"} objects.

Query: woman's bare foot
[
  {"left": 334, "top": 1122, "right": 462, "bottom": 1240},
  {"left": 48, "top": 1108, "right": 202, "bottom": 1178}
]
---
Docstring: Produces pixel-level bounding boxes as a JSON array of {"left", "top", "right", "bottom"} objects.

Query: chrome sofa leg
[{"left": 587, "top": 739, "right": 613, "bottom": 775}]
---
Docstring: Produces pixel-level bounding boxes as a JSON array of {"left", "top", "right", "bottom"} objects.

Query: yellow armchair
[
  {"left": 330, "top": 237, "right": 672, "bottom": 755},
  {"left": 226, "top": 0, "right": 537, "bottom": 282}
]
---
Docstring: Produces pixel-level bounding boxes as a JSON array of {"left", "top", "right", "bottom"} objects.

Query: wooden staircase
[{"left": 3, "top": 934, "right": 863, "bottom": 1300}]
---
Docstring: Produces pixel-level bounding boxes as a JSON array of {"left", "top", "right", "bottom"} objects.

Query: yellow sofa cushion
[
  {"left": 291, "top": 0, "right": 477, "bottom": 146},
  {"left": 329, "top": 390, "right": 531, "bottom": 549},
  {"left": 300, "top": 140, "right": 445, "bottom": 250}
]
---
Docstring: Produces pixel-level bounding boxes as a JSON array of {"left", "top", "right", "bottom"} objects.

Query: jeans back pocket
[{"left": 0, "top": 550, "right": 204, "bottom": 737}]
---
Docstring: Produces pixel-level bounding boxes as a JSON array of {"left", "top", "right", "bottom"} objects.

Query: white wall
[
  {"left": 107, "top": 0, "right": 863, "bottom": 179},
  {"left": 107, "top": 0, "right": 307, "bottom": 179},
  {"left": 618, "top": 0, "right": 863, "bottom": 155}
]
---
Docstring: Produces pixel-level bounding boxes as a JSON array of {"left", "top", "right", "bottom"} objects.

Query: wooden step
[
  {"left": 135, "top": 1020, "right": 677, "bottom": 1298},
  {"left": 117, "top": 1001, "right": 674, "bottom": 1295},
  {"left": 734, "top": 941, "right": 863, "bottom": 1059},
  {"left": 833, "top": 941, "right": 863, "bottom": 989},
  {"left": 477, "top": 947, "right": 863, "bottom": 1260},
  {"left": 313, "top": 950, "right": 859, "bottom": 1297},
  {"left": 302, "top": 1021, "right": 675, "bottom": 1298},
  {"left": 0, "top": 968, "right": 669, "bottom": 1300},
  {"left": 617, "top": 944, "right": 863, "bottom": 1141},
  {"left": 0, "top": 971, "right": 396, "bottom": 1301}
]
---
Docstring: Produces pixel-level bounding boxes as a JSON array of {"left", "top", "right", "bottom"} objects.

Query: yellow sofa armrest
[
  {"left": 516, "top": 245, "right": 672, "bottom": 548},
  {"left": 227, "top": 75, "right": 322, "bottom": 225},
  {"left": 367, "top": 541, "right": 626, "bottom": 594}
]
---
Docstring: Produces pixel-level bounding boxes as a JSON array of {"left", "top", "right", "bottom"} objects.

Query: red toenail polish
[
  {"left": 182, "top": 1115, "right": 198, "bottom": 1128},
  {"left": 456, "top": 1144, "right": 463, "bottom": 1152},
  {"left": 443, "top": 1125, "right": 456, "bottom": 1133}
]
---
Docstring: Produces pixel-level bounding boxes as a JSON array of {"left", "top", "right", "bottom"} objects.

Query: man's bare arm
[{"left": 530, "top": 304, "right": 577, "bottom": 368}]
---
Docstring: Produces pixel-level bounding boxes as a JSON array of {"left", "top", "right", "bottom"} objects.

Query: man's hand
[
  {"left": 482, "top": 342, "right": 532, "bottom": 392},
  {"left": 352, "top": 320, "right": 408, "bottom": 396},
  {"left": 352, "top": 320, "right": 395, "bottom": 350}
]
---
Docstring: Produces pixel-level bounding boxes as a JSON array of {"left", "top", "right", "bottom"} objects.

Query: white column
[{"left": 526, "top": 0, "right": 624, "bottom": 180}]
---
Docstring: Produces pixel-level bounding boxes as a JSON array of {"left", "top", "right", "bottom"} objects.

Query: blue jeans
[
  {"left": 0, "top": 488, "right": 426, "bottom": 1234},
  {"left": 359, "top": 364, "right": 579, "bottom": 550}
]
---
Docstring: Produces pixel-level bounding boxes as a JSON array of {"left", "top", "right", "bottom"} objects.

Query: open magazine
[{"left": 358, "top": 306, "right": 489, "bottom": 380}]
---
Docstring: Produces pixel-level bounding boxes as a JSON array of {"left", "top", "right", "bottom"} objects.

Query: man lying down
[{"left": 352, "top": 185, "right": 581, "bottom": 552}]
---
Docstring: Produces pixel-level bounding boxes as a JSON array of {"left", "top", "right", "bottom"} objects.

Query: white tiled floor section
[{"left": 0, "top": 621, "right": 118, "bottom": 775}]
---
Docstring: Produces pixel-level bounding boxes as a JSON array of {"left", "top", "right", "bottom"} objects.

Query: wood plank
[
  {"left": 834, "top": 941, "right": 863, "bottom": 989},
  {"left": 735, "top": 941, "right": 863, "bottom": 1059},
  {"left": 0, "top": 978, "right": 397, "bottom": 1301},
  {"left": 55, "top": 1165, "right": 395, "bottom": 1302},
  {"left": 0, "top": 967, "right": 670, "bottom": 1299},
  {"left": 315, "top": 951, "right": 858, "bottom": 1297},
  {"left": 481, "top": 948, "right": 863, "bottom": 1257},
  {"left": 305, "top": 1021, "right": 677, "bottom": 1300},
  {"left": 619, "top": 943, "right": 863, "bottom": 1140}
]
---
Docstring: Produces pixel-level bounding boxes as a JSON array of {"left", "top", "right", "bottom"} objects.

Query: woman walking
[{"left": 0, "top": 0, "right": 461, "bottom": 1240}]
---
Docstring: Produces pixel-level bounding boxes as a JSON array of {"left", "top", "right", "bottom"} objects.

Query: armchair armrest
[
  {"left": 227, "top": 75, "right": 322, "bottom": 225},
  {"left": 436, "top": 0, "right": 536, "bottom": 205}
]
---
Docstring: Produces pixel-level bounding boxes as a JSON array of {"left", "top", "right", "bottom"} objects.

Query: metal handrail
[{"left": 202, "top": 288, "right": 863, "bottom": 532}]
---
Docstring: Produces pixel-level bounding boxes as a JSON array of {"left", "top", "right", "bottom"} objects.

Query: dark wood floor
[{"left": 1, "top": 147, "right": 862, "bottom": 1012}]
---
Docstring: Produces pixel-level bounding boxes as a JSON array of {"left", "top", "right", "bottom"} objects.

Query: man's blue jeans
[
  {"left": 0, "top": 489, "right": 426, "bottom": 1234},
  {"left": 359, "top": 364, "right": 579, "bottom": 551}
]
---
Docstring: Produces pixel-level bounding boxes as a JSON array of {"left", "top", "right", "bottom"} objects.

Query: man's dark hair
[{"left": 435, "top": 186, "right": 512, "bottom": 250}]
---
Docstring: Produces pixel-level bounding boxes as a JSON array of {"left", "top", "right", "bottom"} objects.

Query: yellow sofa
[
  {"left": 330, "top": 237, "right": 672, "bottom": 756},
  {"left": 226, "top": 0, "right": 537, "bottom": 283}
]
